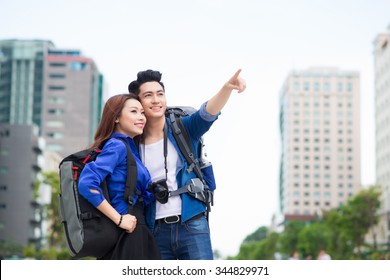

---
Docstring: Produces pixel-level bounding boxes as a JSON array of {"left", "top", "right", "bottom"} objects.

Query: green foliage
[
  {"left": 242, "top": 226, "right": 268, "bottom": 244},
  {"left": 340, "top": 185, "right": 382, "bottom": 254},
  {"left": 0, "top": 241, "right": 24, "bottom": 259},
  {"left": 323, "top": 208, "right": 354, "bottom": 259},
  {"left": 42, "top": 171, "right": 67, "bottom": 248},
  {"left": 231, "top": 185, "right": 384, "bottom": 260},
  {"left": 234, "top": 232, "right": 280, "bottom": 260},
  {"left": 278, "top": 221, "right": 306, "bottom": 255},
  {"left": 297, "top": 223, "right": 331, "bottom": 258}
]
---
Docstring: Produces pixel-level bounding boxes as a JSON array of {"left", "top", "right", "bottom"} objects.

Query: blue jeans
[{"left": 153, "top": 215, "right": 213, "bottom": 260}]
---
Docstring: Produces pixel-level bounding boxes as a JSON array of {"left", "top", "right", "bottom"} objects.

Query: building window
[
  {"left": 49, "top": 74, "right": 65, "bottom": 79},
  {"left": 47, "top": 132, "right": 64, "bottom": 139},
  {"left": 337, "top": 83, "right": 343, "bottom": 92},
  {"left": 294, "top": 82, "right": 300, "bottom": 92},
  {"left": 70, "top": 62, "right": 87, "bottom": 71},
  {"left": 324, "top": 82, "right": 330, "bottom": 92},
  {"left": 0, "top": 148, "right": 9, "bottom": 156},
  {"left": 324, "top": 192, "right": 331, "bottom": 198},
  {"left": 49, "top": 63, "right": 66, "bottom": 67},
  {"left": 46, "top": 121, "right": 64, "bottom": 128},
  {"left": 0, "top": 167, "right": 8, "bottom": 174},
  {"left": 304, "top": 82, "right": 310, "bottom": 91},
  {"left": 48, "top": 109, "right": 65, "bottom": 115},
  {"left": 48, "top": 86, "right": 65, "bottom": 90},
  {"left": 48, "top": 97, "right": 65, "bottom": 104},
  {"left": 314, "top": 82, "right": 320, "bottom": 92},
  {"left": 47, "top": 144, "right": 63, "bottom": 152}
]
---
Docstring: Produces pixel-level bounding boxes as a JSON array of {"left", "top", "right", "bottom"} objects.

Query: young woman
[{"left": 78, "top": 93, "right": 160, "bottom": 260}]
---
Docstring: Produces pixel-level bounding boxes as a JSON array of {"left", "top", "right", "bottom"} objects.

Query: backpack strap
[
  {"left": 167, "top": 112, "right": 203, "bottom": 181},
  {"left": 167, "top": 113, "right": 212, "bottom": 219},
  {"left": 114, "top": 138, "right": 139, "bottom": 207}
]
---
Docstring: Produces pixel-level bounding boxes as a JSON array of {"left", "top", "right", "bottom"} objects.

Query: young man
[{"left": 128, "top": 69, "right": 246, "bottom": 260}]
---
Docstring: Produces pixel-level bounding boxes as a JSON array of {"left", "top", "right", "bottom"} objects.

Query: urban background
[{"left": 0, "top": 0, "right": 389, "bottom": 260}]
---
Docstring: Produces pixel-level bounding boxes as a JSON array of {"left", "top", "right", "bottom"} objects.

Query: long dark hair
[{"left": 91, "top": 93, "right": 140, "bottom": 148}]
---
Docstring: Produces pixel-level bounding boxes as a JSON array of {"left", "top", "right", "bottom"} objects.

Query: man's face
[{"left": 138, "top": 81, "right": 167, "bottom": 119}]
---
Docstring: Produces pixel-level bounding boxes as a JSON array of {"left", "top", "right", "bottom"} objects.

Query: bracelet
[{"left": 117, "top": 215, "right": 123, "bottom": 227}]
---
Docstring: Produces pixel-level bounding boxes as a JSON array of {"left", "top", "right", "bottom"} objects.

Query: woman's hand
[{"left": 119, "top": 214, "right": 137, "bottom": 233}]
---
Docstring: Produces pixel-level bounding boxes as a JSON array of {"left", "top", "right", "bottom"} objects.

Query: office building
[
  {"left": 373, "top": 25, "right": 390, "bottom": 249},
  {"left": 279, "top": 67, "right": 361, "bottom": 221},
  {"left": 0, "top": 124, "right": 44, "bottom": 247},
  {"left": 0, "top": 39, "right": 104, "bottom": 158},
  {"left": 0, "top": 39, "right": 104, "bottom": 249}
]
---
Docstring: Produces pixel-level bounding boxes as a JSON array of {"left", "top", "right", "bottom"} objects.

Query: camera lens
[{"left": 150, "top": 180, "right": 169, "bottom": 204}]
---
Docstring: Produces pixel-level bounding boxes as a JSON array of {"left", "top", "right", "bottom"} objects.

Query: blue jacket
[
  {"left": 79, "top": 133, "right": 155, "bottom": 229},
  {"left": 145, "top": 102, "right": 219, "bottom": 230}
]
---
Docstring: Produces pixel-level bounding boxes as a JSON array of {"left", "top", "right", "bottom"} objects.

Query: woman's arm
[{"left": 97, "top": 199, "right": 137, "bottom": 233}]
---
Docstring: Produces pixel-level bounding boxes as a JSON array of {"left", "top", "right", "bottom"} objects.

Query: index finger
[{"left": 231, "top": 69, "right": 242, "bottom": 80}]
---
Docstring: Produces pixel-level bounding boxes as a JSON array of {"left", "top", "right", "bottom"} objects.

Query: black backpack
[
  {"left": 165, "top": 106, "right": 216, "bottom": 213},
  {"left": 58, "top": 138, "right": 138, "bottom": 259}
]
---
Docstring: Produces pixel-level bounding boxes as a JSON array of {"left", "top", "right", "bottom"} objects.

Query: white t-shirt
[{"left": 140, "top": 138, "right": 182, "bottom": 219}]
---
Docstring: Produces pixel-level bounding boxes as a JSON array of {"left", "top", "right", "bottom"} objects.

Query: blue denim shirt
[
  {"left": 79, "top": 133, "right": 155, "bottom": 228},
  {"left": 145, "top": 102, "right": 219, "bottom": 230}
]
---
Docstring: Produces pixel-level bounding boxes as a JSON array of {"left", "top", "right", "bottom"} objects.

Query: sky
[{"left": 1, "top": 0, "right": 389, "bottom": 257}]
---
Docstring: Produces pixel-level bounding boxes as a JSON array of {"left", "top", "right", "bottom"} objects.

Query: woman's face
[{"left": 115, "top": 99, "right": 146, "bottom": 138}]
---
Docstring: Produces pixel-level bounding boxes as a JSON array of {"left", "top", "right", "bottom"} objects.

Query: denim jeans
[{"left": 153, "top": 215, "right": 213, "bottom": 260}]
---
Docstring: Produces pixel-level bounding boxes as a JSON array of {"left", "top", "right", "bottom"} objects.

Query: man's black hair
[{"left": 128, "top": 69, "right": 165, "bottom": 95}]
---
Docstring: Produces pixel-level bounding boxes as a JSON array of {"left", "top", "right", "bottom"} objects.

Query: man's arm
[{"left": 205, "top": 69, "right": 246, "bottom": 115}]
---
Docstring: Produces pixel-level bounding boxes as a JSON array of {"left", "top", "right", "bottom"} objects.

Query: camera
[{"left": 149, "top": 179, "right": 169, "bottom": 204}]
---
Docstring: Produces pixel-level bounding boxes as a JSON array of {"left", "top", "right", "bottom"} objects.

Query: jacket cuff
[{"left": 199, "top": 102, "right": 221, "bottom": 122}]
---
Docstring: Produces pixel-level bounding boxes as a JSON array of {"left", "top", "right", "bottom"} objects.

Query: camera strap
[{"left": 162, "top": 122, "right": 169, "bottom": 181}]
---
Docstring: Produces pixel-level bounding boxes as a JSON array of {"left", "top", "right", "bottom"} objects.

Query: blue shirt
[
  {"left": 78, "top": 133, "right": 154, "bottom": 217},
  {"left": 145, "top": 102, "right": 219, "bottom": 229}
]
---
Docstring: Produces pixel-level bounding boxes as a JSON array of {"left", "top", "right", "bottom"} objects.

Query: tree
[
  {"left": 297, "top": 222, "right": 331, "bottom": 259},
  {"left": 279, "top": 220, "right": 306, "bottom": 256},
  {"left": 323, "top": 208, "right": 354, "bottom": 259},
  {"left": 41, "top": 171, "right": 67, "bottom": 248},
  {"left": 242, "top": 226, "right": 268, "bottom": 244},
  {"left": 233, "top": 232, "right": 280, "bottom": 260},
  {"left": 340, "top": 185, "right": 381, "bottom": 255}
]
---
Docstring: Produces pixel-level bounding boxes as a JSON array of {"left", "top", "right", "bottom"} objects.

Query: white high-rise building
[
  {"left": 279, "top": 67, "right": 361, "bottom": 221},
  {"left": 373, "top": 25, "right": 390, "bottom": 249}
]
